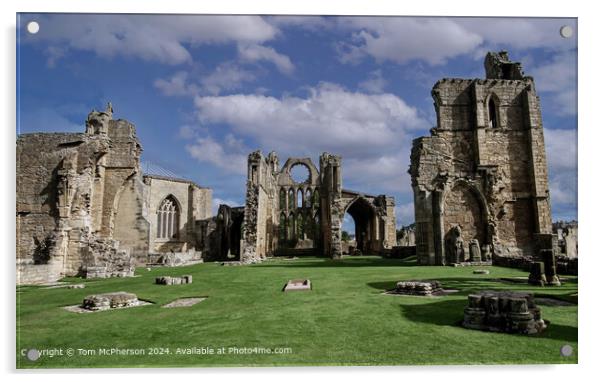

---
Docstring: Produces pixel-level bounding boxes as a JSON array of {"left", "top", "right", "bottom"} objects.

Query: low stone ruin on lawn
[
  {"left": 528, "top": 249, "right": 561, "bottom": 287},
  {"left": 82, "top": 292, "right": 139, "bottom": 311},
  {"left": 65, "top": 291, "right": 151, "bottom": 313},
  {"left": 390, "top": 280, "right": 444, "bottom": 296},
  {"left": 463, "top": 291, "right": 547, "bottom": 335},
  {"left": 283, "top": 279, "right": 312, "bottom": 292},
  {"left": 155, "top": 275, "right": 192, "bottom": 285}
]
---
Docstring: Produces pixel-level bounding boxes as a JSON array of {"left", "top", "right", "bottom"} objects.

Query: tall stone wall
[
  {"left": 16, "top": 104, "right": 215, "bottom": 283},
  {"left": 16, "top": 132, "right": 109, "bottom": 283},
  {"left": 241, "top": 151, "right": 278, "bottom": 262},
  {"left": 113, "top": 175, "right": 150, "bottom": 264},
  {"left": 410, "top": 51, "right": 554, "bottom": 265},
  {"left": 16, "top": 105, "right": 144, "bottom": 284}
]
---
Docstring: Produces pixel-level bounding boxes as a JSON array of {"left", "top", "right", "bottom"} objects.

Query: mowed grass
[{"left": 16, "top": 256, "right": 578, "bottom": 368}]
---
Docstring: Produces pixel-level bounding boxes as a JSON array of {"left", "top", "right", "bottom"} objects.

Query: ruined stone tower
[{"left": 409, "top": 51, "right": 554, "bottom": 265}]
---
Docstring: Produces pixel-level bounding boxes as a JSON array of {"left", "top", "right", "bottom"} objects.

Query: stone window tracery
[{"left": 157, "top": 196, "right": 179, "bottom": 239}]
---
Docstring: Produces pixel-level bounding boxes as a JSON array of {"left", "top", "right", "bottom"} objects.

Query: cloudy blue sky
[{"left": 16, "top": 14, "right": 577, "bottom": 229}]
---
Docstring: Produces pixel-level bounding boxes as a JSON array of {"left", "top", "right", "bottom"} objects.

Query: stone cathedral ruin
[
  {"left": 238, "top": 151, "right": 396, "bottom": 261},
  {"left": 15, "top": 51, "right": 574, "bottom": 285}
]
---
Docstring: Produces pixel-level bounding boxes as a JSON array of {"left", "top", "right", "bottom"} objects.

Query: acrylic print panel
[{"left": 16, "top": 14, "right": 577, "bottom": 368}]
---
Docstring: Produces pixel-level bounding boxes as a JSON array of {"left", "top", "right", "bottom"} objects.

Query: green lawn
[{"left": 16, "top": 256, "right": 578, "bottom": 368}]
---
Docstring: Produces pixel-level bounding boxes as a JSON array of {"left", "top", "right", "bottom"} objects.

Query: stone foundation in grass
[
  {"left": 163, "top": 297, "right": 206, "bottom": 308},
  {"left": 283, "top": 279, "right": 311, "bottom": 292}
]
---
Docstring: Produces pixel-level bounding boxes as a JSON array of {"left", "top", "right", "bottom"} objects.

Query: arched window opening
[
  {"left": 312, "top": 189, "right": 320, "bottom": 208},
  {"left": 305, "top": 189, "right": 312, "bottom": 207},
  {"left": 157, "top": 196, "right": 179, "bottom": 239},
  {"left": 288, "top": 188, "right": 295, "bottom": 210},
  {"left": 279, "top": 188, "right": 286, "bottom": 210},
  {"left": 279, "top": 213, "right": 287, "bottom": 243},
  {"left": 288, "top": 213, "right": 296, "bottom": 240},
  {"left": 488, "top": 97, "right": 498, "bottom": 128},
  {"left": 297, "top": 189, "right": 303, "bottom": 208},
  {"left": 297, "top": 213, "right": 305, "bottom": 239},
  {"left": 342, "top": 212, "right": 356, "bottom": 247}
]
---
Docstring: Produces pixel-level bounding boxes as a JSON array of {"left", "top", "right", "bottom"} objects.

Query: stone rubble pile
[
  {"left": 155, "top": 275, "right": 193, "bottom": 285},
  {"left": 394, "top": 280, "right": 443, "bottom": 296},
  {"left": 81, "top": 292, "right": 140, "bottom": 311},
  {"left": 463, "top": 291, "right": 547, "bottom": 334}
]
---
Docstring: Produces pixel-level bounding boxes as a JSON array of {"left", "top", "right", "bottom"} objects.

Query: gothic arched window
[
  {"left": 488, "top": 97, "right": 499, "bottom": 128},
  {"left": 279, "top": 188, "right": 286, "bottom": 210},
  {"left": 157, "top": 196, "right": 179, "bottom": 239}
]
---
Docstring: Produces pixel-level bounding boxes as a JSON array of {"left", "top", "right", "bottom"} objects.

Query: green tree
[{"left": 342, "top": 230, "right": 351, "bottom": 242}]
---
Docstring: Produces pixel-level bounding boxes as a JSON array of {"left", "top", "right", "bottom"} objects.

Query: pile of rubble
[
  {"left": 392, "top": 280, "right": 443, "bottom": 296},
  {"left": 155, "top": 275, "right": 193, "bottom": 285},
  {"left": 463, "top": 291, "right": 547, "bottom": 334}
]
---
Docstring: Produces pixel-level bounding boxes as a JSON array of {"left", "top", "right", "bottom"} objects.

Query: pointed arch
[
  {"left": 157, "top": 195, "right": 180, "bottom": 239},
  {"left": 442, "top": 181, "right": 487, "bottom": 255},
  {"left": 288, "top": 188, "right": 295, "bottom": 210},
  {"left": 312, "top": 188, "right": 320, "bottom": 208},
  {"left": 288, "top": 211, "right": 296, "bottom": 240},
  {"left": 486, "top": 93, "right": 500, "bottom": 129},
  {"left": 297, "top": 188, "right": 303, "bottom": 208},
  {"left": 279, "top": 212, "right": 287, "bottom": 243},
  {"left": 305, "top": 188, "right": 313, "bottom": 207},
  {"left": 279, "top": 188, "right": 286, "bottom": 210}
]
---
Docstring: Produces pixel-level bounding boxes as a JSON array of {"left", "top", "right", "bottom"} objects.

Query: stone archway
[
  {"left": 344, "top": 196, "right": 378, "bottom": 254},
  {"left": 442, "top": 182, "right": 487, "bottom": 262}
]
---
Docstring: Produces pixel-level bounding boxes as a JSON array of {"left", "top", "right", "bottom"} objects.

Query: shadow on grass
[
  {"left": 367, "top": 277, "right": 526, "bottom": 295},
  {"left": 257, "top": 256, "right": 419, "bottom": 268},
  {"left": 399, "top": 299, "right": 578, "bottom": 342}
]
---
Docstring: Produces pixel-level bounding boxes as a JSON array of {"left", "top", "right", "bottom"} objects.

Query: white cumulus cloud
[
  {"left": 22, "top": 14, "right": 279, "bottom": 66},
  {"left": 193, "top": 82, "right": 428, "bottom": 157},
  {"left": 190, "top": 83, "right": 429, "bottom": 208},
  {"left": 238, "top": 44, "right": 295, "bottom": 75},
  {"left": 337, "top": 17, "right": 483, "bottom": 66},
  {"left": 185, "top": 135, "right": 248, "bottom": 176}
]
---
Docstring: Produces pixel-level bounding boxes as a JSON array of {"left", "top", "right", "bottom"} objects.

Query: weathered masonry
[
  {"left": 16, "top": 104, "right": 212, "bottom": 284},
  {"left": 409, "top": 51, "right": 555, "bottom": 265},
  {"left": 239, "top": 151, "right": 396, "bottom": 262}
]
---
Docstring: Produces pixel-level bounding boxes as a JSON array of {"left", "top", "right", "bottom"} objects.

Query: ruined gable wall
[{"left": 145, "top": 177, "right": 195, "bottom": 254}]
